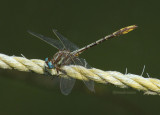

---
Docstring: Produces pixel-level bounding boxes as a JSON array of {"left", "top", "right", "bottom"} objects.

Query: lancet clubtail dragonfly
[{"left": 28, "top": 25, "right": 137, "bottom": 95}]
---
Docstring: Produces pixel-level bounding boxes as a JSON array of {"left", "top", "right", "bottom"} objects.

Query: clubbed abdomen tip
[{"left": 113, "top": 25, "right": 138, "bottom": 36}]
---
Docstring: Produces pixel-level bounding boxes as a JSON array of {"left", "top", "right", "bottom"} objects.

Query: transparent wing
[
  {"left": 76, "top": 58, "right": 95, "bottom": 92},
  {"left": 69, "top": 57, "right": 95, "bottom": 92},
  {"left": 60, "top": 76, "right": 76, "bottom": 95},
  {"left": 28, "top": 30, "right": 63, "bottom": 50},
  {"left": 53, "top": 29, "right": 79, "bottom": 51}
]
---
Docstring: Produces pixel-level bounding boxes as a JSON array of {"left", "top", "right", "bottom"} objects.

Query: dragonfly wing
[
  {"left": 83, "top": 79, "right": 95, "bottom": 92},
  {"left": 70, "top": 57, "right": 95, "bottom": 92},
  {"left": 52, "top": 29, "right": 79, "bottom": 51},
  {"left": 28, "top": 30, "right": 63, "bottom": 50},
  {"left": 60, "top": 76, "right": 76, "bottom": 95},
  {"left": 77, "top": 58, "right": 95, "bottom": 92}
]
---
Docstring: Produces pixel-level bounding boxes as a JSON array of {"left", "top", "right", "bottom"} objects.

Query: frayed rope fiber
[{"left": 0, "top": 53, "right": 160, "bottom": 95}]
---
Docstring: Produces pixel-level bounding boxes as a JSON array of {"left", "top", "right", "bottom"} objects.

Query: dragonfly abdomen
[{"left": 74, "top": 25, "right": 137, "bottom": 55}]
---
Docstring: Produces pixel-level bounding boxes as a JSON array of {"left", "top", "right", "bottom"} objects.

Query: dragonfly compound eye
[
  {"left": 47, "top": 61, "right": 54, "bottom": 69},
  {"left": 45, "top": 57, "right": 49, "bottom": 62}
]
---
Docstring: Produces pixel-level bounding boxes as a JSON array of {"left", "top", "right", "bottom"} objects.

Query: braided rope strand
[{"left": 0, "top": 53, "right": 159, "bottom": 95}]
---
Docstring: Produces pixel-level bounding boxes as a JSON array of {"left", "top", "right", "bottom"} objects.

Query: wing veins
[
  {"left": 52, "top": 29, "right": 79, "bottom": 51},
  {"left": 28, "top": 30, "right": 63, "bottom": 50}
]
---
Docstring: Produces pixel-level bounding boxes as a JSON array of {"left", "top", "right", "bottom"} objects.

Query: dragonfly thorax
[{"left": 45, "top": 50, "right": 77, "bottom": 70}]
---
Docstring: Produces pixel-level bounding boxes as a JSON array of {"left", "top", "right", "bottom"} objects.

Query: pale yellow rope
[{"left": 0, "top": 53, "right": 160, "bottom": 95}]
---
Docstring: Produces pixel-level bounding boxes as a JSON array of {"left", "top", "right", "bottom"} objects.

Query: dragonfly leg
[
  {"left": 44, "top": 66, "right": 51, "bottom": 76},
  {"left": 55, "top": 66, "right": 67, "bottom": 76}
]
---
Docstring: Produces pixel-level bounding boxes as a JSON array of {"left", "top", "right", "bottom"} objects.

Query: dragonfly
[{"left": 28, "top": 25, "right": 137, "bottom": 95}]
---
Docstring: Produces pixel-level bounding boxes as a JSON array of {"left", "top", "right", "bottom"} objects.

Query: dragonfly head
[{"left": 45, "top": 57, "right": 54, "bottom": 69}]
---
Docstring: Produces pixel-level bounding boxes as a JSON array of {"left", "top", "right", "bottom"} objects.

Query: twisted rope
[{"left": 0, "top": 53, "right": 160, "bottom": 95}]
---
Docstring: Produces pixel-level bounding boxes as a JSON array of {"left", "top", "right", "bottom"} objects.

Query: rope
[{"left": 0, "top": 53, "right": 160, "bottom": 95}]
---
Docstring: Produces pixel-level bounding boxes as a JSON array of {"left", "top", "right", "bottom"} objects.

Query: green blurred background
[{"left": 0, "top": 0, "right": 160, "bottom": 115}]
